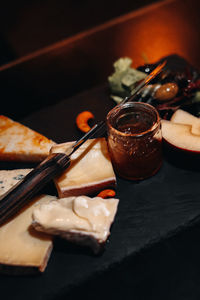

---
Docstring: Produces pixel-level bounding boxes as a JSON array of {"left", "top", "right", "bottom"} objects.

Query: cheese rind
[
  {"left": 0, "top": 115, "right": 55, "bottom": 162},
  {"left": 32, "top": 195, "right": 119, "bottom": 253},
  {"left": 50, "top": 138, "right": 116, "bottom": 197}
]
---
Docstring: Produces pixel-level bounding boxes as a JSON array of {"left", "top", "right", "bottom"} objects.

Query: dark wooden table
[{"left": 1, "top": 1, "right": 200, "bottom": 299}]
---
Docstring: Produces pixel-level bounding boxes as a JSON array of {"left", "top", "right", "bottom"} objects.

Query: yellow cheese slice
[
  {"left": 0, "top": 169, "right": 53, "bottom": 273},
  {"left": 0, "top": 195, "right": 53, "bottom": 273},
  {"left": 50, "top": 138, "right": 116, "bottom": 197},
  {"left": 0, "top": 115, "right": 55, "bottom": 162}
]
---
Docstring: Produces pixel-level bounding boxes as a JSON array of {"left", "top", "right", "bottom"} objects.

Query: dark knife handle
[{"left": 0, "top": 153, "right": 71, "bottom": 225}]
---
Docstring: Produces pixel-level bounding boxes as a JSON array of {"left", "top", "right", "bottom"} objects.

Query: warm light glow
[{"left": 111, "top": 1, "right": 199, "bottom": 67}]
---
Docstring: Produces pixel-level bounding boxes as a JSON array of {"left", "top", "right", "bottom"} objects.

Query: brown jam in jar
[{"left": 106, "top": 102, "right": 162, "bottom": 180}]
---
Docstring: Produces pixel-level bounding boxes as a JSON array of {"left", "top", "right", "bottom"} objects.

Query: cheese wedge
[
  {"left": 0, "top": 115, "right": 55, "bottom": 162},
  {"left": 50, "top": 138, "right": 116, "bottom": 197},
  {"left": 0, "top": 169, "right": 53, "bottom": 273},
  {"left": 32, "top": 195, "right": 119, "bottom": 254}
]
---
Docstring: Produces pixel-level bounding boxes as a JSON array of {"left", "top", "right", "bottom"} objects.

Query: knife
[
  {"left": 0, "top": 61, "right": 166, "bottom": 225},
  {"left": 0, "top": 121, "right": 105, "bottom": 225}
]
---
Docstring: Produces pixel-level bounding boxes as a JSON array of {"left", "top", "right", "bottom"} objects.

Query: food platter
[{"left": 1, "top": 55, "right": 200, "bottom": 299}]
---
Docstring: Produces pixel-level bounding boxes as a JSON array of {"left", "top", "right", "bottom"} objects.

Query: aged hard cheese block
[
  {"left": 0, "top": 115, "right": 55, "bottom": 162},
  {"left": 50, "top": 138, "right": 116, "bottom": 197},
  {"left": 32, "top": 195, "right": 119, "bottom": 254},
  {"left": 0, "top": 169, "right": 53, "bottom": 273}
]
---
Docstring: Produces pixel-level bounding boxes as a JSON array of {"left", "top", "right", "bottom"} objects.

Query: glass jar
[{"left": 106, "top": 102, "right": 162, "bottom": 180}]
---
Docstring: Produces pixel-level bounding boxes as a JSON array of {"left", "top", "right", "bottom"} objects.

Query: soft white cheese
[{"left": 32, "top": 195, "right": 119, "bottom": 243}]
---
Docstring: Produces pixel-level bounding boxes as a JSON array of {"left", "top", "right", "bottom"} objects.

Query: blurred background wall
[{"left": 0, "top": 0, "right": 163, "bottom": 65}]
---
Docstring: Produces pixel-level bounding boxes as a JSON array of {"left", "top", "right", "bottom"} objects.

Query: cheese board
[{"left": 1, "top": 54, "right": 200, "bottom": 299}]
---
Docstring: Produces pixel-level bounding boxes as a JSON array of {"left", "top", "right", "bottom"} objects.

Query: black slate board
[{"left": 1, "top": 55, "right": 200, "bottom": 300}]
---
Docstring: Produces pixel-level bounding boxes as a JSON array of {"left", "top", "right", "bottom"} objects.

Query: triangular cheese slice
[
  {"left": 50, "top": 138, "right": 116, "bottom": 197},
  {"left": 0, "top": 115, "right": 55, "bottom": 162},
  {"left": 32, "top": 195, "right": 119, "bottom": 254},
  {"left": 0, "top": 169, "right": 53, "bottom": 274}
]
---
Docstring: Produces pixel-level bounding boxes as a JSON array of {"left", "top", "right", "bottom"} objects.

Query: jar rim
[{"left": 106, "top": 102, "right": 160, "bottom": 137}]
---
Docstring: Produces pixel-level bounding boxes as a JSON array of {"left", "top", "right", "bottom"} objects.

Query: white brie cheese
[{"left": 32, "top": 195, "right": 119, "bottom": 252}]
